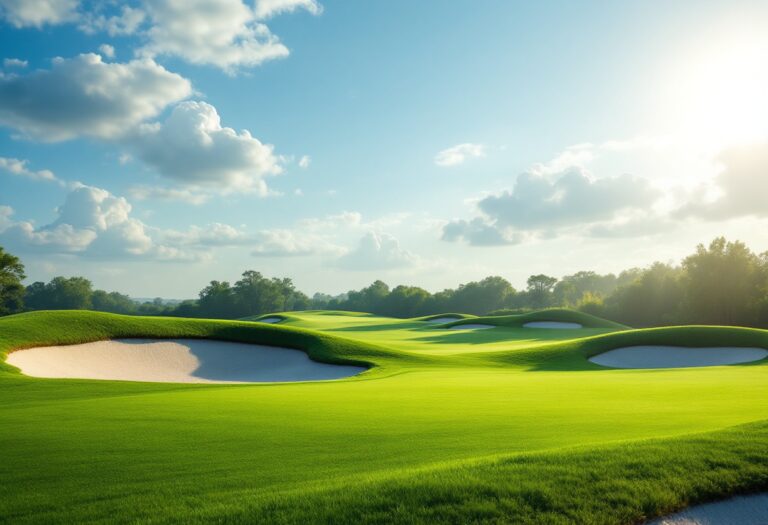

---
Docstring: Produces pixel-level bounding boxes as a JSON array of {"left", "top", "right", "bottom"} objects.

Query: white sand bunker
[
  {"left": 648, "top": 492, "right": 768, "bottom": 524},
  {"left": 590, "top": 345, "right": 768, "bottom": 369},
  {"left": 447, "top": 324, "right": 495, "bottom": 330},
  {"left": 258, "top": 317, "right": 283, "bottom": 324},
  {"left": 424, "top": 317, "right": 462, "bottom": 324},
  {"left": 523, "top": 321, "right": 583, "bottom": 329},
  {"left": 7, "top": 339, "right": 366, "bottom": 383}
]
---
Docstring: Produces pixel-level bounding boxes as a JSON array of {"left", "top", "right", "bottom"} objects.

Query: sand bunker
[
  {"left": 424, "top": 317, "right": 462, "bottom": 324},
  {"left": 6, "top": 339, "right": 366, "bottom": 383},
  {"left": 258, "top": 317, "right": 283, "bottom": 323},
  {"left": 523, "top": 321, "right": 583, "bottom": 329},
  {"left": 590, "top": 345, "right": 768, "bottom": 369},
  {"left": 648, "top": 493, "right": 768, "bottom": 524},
  {"left": 447, "top": 324, "right": 495, "bottom": 330}
]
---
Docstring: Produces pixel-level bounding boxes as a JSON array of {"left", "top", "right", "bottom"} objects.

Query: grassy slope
[{"left": 1, "top": 310, "right": 768, "bottom": 523}]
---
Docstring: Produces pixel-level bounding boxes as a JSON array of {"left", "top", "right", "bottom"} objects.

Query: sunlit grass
[{"left": 1, "top": 310, "right": 767, "bottom": 523}]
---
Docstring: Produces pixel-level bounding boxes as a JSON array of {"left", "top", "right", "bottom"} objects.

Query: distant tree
[
  {"left": 25, "top": 276, "right": 93, "bottom": 310},
  {"left": 553, "top": 271, "right": 617, "bottom": 306},
  {"left": 445, "top": 276, "right": 516, "bottom": 315},
  {"left": 198, "top": 280, "right": 236, "bottom": 318},
  {"left": 230, "top": 271, "right": 307, "bottom": 318},
  {"left": 343, "top": 280, "right": 390, "bottom": 313},
  {"left": 91, "top": 290, "right": 137, "bottom": 314},
  {"left": 380, "top": 285, "right": 430, "bottom": 318},
  {"left": 604, "top": 263, "right": 683, "bottom": 326},
  {"left": 0, "top": 246, "right": 25, "bottom": 315},
  {"left": 681, "top": 237, "right": 763, "bottom": 325},
  {"left": 525, "top": 274, "right": 558, "bottom": 308}
]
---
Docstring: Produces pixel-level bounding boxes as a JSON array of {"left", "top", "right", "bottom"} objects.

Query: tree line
[{"left": 1, "top": 237, "right": 767, "bottom": 328}]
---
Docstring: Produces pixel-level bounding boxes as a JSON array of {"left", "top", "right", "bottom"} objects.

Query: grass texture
[{"left": 1, "top": 309, "right": 767, "bottom": 523}]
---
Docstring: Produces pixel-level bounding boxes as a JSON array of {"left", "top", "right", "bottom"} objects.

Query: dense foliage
[
  {"left": 0, "top": 246, "right": 25, "bottom": 316},
  {"left": 3, "top": 237, "right": 768, "bottom": 327}
]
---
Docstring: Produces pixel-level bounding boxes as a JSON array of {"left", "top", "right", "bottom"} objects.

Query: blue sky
[{"left": 1, "top": 0, "right": 767, "bottom": 298}]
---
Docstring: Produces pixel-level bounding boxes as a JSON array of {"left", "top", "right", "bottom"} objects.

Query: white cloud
[
  {"left": 478, "top": 169, "right": 659, "bottom": 230},
  {"left": 298, "top": 211, "right": 362, "bottom": 231},
  {"left": 161, "top": 220, "right": 343, "bottom": 257},
  {"left": 3, "top": 58, "right": 27, "bottom": 68},
  {"left": 530, "top": 143, "right": 595, "bottom": 176},
  {"left": 130, "top": 101, "right": 282, "bottom": 194},
  {"left": 98, "top": 44, "right": 115, "bottom": 58},
  {"left": 0, "top": 157, "right": 61, "bottom": 184},
  {"left": 677, "top": 142, "right": 768, "bottom": 220},
  {"left": 298, "top": 155, "right": 311, "bottom": 168},
  {"left": 434, "top": 143, "right": 486, "bottom": 167},
  {"left": 80, "top": 5, "right": 146, "bottom": 36},
  {"left": 254, "top": 0, "right": 322, "bottom": 19},
  {"left": 0, "top": 0, "right": 79, "bottom": 28},
  {"left": 442, "top": 167, "right": 661, "bottom": 245},
  {"left": 129, "top": 185, "right": 210, "bottom": 205},
  {"left": 251, "top": 229, "right": 342, "bottom": 257},
  {"left": 336, "top": 231, "right": 416, "bottom": 271},
  {"left": 139, "top": 0, "right": 289, "bottom": 74},
  {"left": 162, "top": 223, "right": 252, "bottom": 247},
  {"left": 441, "top": 218, "right": 521, "bottom": 246},
  {"left": 0, "top": 184, "right": 200, "bottom": 260},
  {"left": 0, "top": 53, "right": 191, "bottom": 141}
]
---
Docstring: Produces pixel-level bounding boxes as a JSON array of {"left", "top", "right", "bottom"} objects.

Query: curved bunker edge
[
  {"left": 6, "top": 338, "right": 368, "bottom": 384},
  {"left": 589, "top": 345, "right": 768, "bottom": 369}
]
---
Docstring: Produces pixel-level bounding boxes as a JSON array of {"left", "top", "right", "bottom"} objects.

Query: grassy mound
[
  {"left": 0, "top": 310, "right": 404, "bottom": 375},
  {"left": 1, "top": 310, "right": 768, "bottom": 524},
  {"left": 445, "top": 308, "right": 628, "bottom": 330},
  {"left": 412, "top": 313, "right": 477, "bottom": 322}
]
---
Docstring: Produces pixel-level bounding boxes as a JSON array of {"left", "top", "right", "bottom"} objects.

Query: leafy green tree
[
  {"left": 445, "top": 276, "right": 516, "bottom": 315},
  {"left": 343, "top": 280, "right": 390, "bottom": 313},
  {"left": 553, "top": 271, "right": 618, "bottom": 306},
  {"left": 0, "top": 246, "right": 25, "bottom": 316},
  {"left": 198, "top": 280, "right": 236, "bottom": 318},
  {"left": 91, "top": 290, "right": 137, "bottom": 314},
  {"left": 380, "top": 285, "right": 430, "bottom": 318},
  {"left": 681, "top": 237, "right": 763, "bottom": 325},
  {"left": 25, "top": 276, "right": 93, "bottom": 310},
  {"left": 604, "top": 263, "right": 683, "bottom": 326},
  {"left": 525, "top": 274, "right": 558, "bottom": 308}
]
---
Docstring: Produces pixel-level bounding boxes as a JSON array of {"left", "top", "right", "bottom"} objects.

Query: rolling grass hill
[{"left": 1, "top": 309, "right": 767, "bottom": 523}]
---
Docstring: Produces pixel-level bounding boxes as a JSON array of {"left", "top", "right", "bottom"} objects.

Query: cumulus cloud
[
  {"left": 677, "top": 143, "right": 768, "bottom": 220},
  {"left": 80, "top": 5, "right": 145, "bottom": 36},
  {"left": 162, "top": 223, "right": 252, "bottom": 247},
  {"left": 530, "top": 143, "right": 595, "bottom": 176},
  {"left": 336, "top": 231, "right": 416, "bottom": 271},
  {"left": 0, "top": 184, "right": 199, "bottom": 260},
  {"left": 139, "top": 0, "right": 289, "bottom": 73},
  {"left": 251, "top": 229, "right": 342, "bottom": 257},
  {"left": 0, "top": 157, "right": 61, "bottom": 184},
  {"left": 478, "top": 170, "right": 658, "bottom": 230},
  {"left": 442, "top": 168, "right": 661, "bottom": 245},
  {"left": 130, "top": 101, "right": 282, "bottom": 193},
  {"left": 161, "top": 221, "right": 343, "bottom": 257},
  {"left": 441, "top": 218, "right": 521, "bottom": 246},
  {"left": 3, "top": 58, "right": 27, "bottom": 68},
  {"left": 98, "top": 44, "right": 115, "bottom": 58},
  {"left": 298, "top": 155, "right": 311, "bottom": 168},
  {"left": 0, "top": 53, "right": 191, "bottom": 141},
  {"left": 128, "top": 185, "right": 210, "bottom": 205},
  {"left": 434, "top": 143, "right": 486, "bottom": 167},
  {"left": 0, "top": 0, "right": 78, "bottom": 28},
  {"left": 254, "top": 0, "right": 322, "bottom": 19}
]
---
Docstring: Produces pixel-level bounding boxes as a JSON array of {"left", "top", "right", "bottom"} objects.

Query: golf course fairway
[{"left": 2, "top": 309, "right": 768, "bottom": 524}]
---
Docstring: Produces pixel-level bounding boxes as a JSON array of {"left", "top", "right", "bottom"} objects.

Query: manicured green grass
[{"left": 1, "top": 310, "right": 767, "bottom": 523}]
